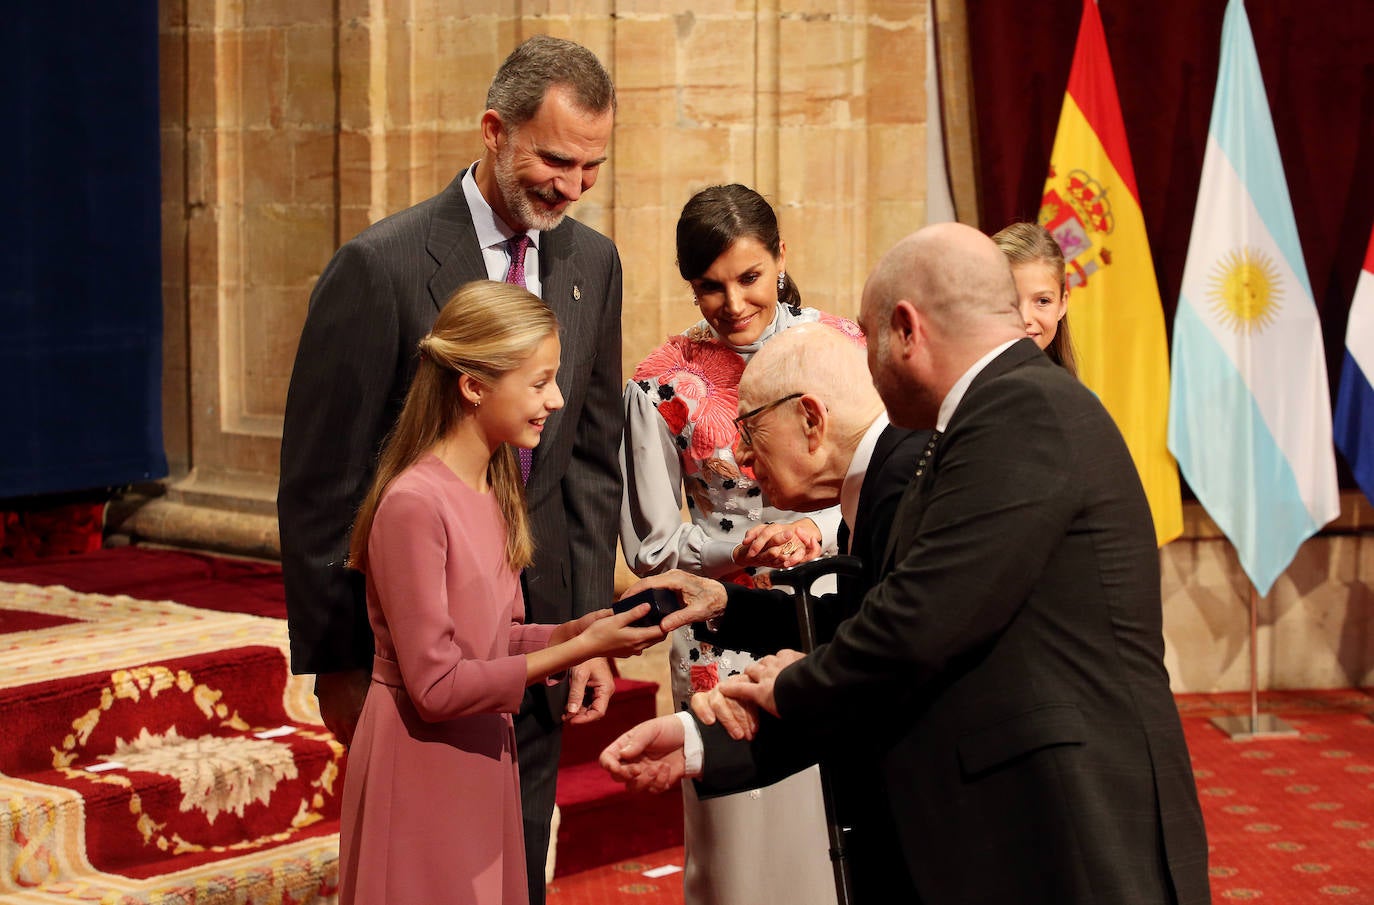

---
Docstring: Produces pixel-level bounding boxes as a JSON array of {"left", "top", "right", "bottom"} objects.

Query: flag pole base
[{"left": 1209, "top": 713, "right": 1300, "bottom": 740}]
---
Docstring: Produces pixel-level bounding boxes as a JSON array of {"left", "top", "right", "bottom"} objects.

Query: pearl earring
[{"left": 777, "top": 271, "right": 786, "bottom": 293}]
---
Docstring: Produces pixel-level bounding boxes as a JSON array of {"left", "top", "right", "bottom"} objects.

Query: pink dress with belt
[{"left": 338, "top": 454, "right": 555, "bottom": 905}]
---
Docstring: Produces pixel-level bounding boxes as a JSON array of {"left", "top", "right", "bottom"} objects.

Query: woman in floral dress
[{"left": 619, "top": 184, "right": 863, "bottom": 905}]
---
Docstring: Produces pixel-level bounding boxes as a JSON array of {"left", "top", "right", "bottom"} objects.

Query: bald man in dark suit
[
  {"left": 604, "top": 223, "right": 1210, "bottom": 904},
  {"left": 278, "top": 36, "right": 623, "bottom": 905}
]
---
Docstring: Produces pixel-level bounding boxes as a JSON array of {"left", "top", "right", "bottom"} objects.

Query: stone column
[{"left": 135, "top": 0, "right": 339, "bottom": 556}]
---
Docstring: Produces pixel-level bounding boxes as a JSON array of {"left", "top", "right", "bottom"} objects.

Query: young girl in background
[
  {"left": 339, "top": 280, "right": 662, "bottom": 905},
  {"left": 993, "top": 221, "right": 1078, "bottom": 375}
]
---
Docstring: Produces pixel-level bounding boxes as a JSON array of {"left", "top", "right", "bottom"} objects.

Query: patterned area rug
[
  {"left": 1180, "top": 689, "right": 1374, "bottom": 903},
  {"left": 0, "top": 580, "right": 342, "bottom": 904}
]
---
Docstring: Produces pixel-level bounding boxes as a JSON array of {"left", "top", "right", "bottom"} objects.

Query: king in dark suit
[
  {"left": 604, "top": 224, "right": 1210, "bottom": 904},
  {"left": 277, "top": 36, "right": 624, "bottom": 905}
]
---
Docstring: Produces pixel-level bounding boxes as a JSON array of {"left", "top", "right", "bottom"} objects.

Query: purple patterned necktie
[{"left": 504, "top": 234, "right": 535, "bottom": 484}]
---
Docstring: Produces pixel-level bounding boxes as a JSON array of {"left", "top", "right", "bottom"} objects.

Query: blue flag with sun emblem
[{"left": 1167, "top": 0, "right": 1339, "bottom": 596}]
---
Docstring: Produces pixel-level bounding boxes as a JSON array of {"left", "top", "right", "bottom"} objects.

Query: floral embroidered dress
[
  {"left": 619, "top": 302, "right": 863, "bottom": 905},
  {"left": 620, "top": 302, "right": 863, "bottom": 700}
]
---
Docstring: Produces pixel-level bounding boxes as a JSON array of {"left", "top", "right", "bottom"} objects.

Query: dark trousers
[{"left": 516, "top": 685, "right": 562, "bottom": 905}]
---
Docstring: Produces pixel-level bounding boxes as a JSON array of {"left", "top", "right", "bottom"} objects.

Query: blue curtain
[{"left": 0, "top": 4, "right": 167, "bottom": 497}]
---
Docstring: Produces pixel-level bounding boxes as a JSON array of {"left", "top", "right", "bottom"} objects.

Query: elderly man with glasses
[{"left": 609, "top": 321, "right": 932, "bottom": 901}]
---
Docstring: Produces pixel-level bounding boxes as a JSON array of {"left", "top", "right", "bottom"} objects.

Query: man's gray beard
[{"left": 495, "top": 145, "right": 566, "bottom": 233}]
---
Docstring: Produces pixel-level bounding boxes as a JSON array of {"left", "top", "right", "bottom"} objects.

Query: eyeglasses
[{"left": 733, "top": 393, "right": 803, "bottom": 449}]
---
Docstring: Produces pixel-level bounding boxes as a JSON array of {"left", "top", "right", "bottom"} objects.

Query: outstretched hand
[
  {"left": 599, "top": 714, "right": 688, "bottom": 793},
  {"left": 564, "top": 606, "right": 666, "bottom": 660},
  {"left": 618, "top": 571, "right": 728, "bottom": 634}
]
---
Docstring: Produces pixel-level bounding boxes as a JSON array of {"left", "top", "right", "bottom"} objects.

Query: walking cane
[{"left": 769, "top": 554, "right": 864, "bottom": 905}]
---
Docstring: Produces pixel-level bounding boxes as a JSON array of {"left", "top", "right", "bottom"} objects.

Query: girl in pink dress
[{"left": 339, "top": 281, "right": 663, "bottom": 905}]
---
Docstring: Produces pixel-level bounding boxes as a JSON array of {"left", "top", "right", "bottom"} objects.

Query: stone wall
[
  {"left": 1161, "top": 505, "right": 1374, "bottom": 693},
  {"left": 144, "top": 0, "right": 1374, "bottom": 694},
  {"left": 148, "top": 1, "right": 937, "bottom": 551}
]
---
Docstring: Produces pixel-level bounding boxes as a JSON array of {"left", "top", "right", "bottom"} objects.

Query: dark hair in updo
[{"left": 675, "top": 184, "right": 800, "bottom": 309}]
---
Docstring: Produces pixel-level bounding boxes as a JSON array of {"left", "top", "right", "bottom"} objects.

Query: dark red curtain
[{"left": 967, "top": 0, "right": 1374, "bottom": 408}]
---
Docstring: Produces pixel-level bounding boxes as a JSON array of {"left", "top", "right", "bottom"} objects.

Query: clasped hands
[
  {"left": 692, "top": 648, "right": 804, "bottom": 738},
  {"left": 598, "top": 648, "right": 806, "bottom": 793},
  {"left": 732, "top": 518, "right": 822, "bottom": 571}
]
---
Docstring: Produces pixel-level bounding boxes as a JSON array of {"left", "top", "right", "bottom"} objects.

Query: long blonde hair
[
  {"left": 992, "top": 221, "right": 1078, "bottom": 376},
  {"left": 349, "top": 280, "right": 560, "bottom": 574}
]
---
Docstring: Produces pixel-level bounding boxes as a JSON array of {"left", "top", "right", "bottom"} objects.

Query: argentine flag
[
  {"left": 1335, "top": 226, "right": 1374, "bottom": 504},
  {"left": 1167, "top": 0, "right": 1339, "bottom": 596}
]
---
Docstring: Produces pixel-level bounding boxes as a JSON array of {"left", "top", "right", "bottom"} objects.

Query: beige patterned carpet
[{"left": 0, "top": 580, "right": 342, "bottom": 904}]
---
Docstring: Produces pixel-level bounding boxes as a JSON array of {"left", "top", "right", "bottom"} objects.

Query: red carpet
[
  {"left": 549, "top": 690, "right": 1374, "bottom": 905},
  {"left": 556, "top": 675, "right": 682, "bottom": 877},
  {"left": 0, "top": 546, "right": 674, "bottom": 901},
  {"left": 3, "top": 644, "right": 341, "bottom": 880},
  {"left": 547, "top": 847, "right": 685, "bottom": 905},
  {"left": 1181, "top": 690, "right": 1374, "bottom": 903},
  {"left": 0, "top": 547, "right": 289, "bottom": 618}
]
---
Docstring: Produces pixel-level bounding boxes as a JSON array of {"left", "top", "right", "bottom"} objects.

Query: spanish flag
[{"left": 1040, "top": 0, "right": 1182, "bottom": 545}]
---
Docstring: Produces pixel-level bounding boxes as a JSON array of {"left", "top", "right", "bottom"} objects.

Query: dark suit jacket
[
  {"left": 703, "top": 341, "right": 1210, "bottom": 905},
  {"left": 278, "top": 170, "right": 624, "bottom": 718}
]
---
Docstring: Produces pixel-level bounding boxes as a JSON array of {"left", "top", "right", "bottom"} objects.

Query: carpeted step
[
  {"left": 2, "top": 645, "right": 303, "bottom": 771},
  {"left": 553, "top": 760, "right": 683, "bottom": 878},
  {"left": 0, "top": 547, "right": 290, "bottom": 618},
  {"left": 559, "top": 676, "right": 660, "bottom": 768},
  {"left": 0, "top": 580, "right": 343, "bottom": 902},
  {"left": 0, "top": 645, "right": 344, "bottom": 883},
  {"left": 2, "top": 567, "right": 676, "bottom": 895}
]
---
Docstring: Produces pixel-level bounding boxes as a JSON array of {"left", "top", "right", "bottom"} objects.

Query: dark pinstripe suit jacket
[
  {"left": 278, "top": 170, "right": 624, "bottom": 710},
  {"left": 705, "top": 341, "right": 1211, "bottom": 904}
]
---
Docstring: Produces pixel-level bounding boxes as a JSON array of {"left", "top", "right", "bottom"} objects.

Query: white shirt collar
[
  {"left": 840, "top": 411, "right": 889, "bottom": 540},
  {"left": 462, "top": 162, "right": 542, "bottom": 252},
  {"left": 935, "top": 338, "right": 1021, "bottom": 432}
]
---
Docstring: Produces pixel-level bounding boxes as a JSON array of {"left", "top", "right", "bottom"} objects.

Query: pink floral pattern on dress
[
  {"left": 689, "top": 663, "right": 719, "bottom": 692},
  {"left": 632, "top": 336, "right": 746, "bottom": 460}
]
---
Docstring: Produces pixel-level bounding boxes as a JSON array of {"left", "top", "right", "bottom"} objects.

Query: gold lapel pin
[{"left": 572, "top": 285, "right": 582, "bottom": 301}]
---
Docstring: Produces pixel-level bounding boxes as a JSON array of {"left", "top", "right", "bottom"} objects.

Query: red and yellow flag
[{"left": 1040, "top": 0, "right": 1182, "bottom": 545}]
